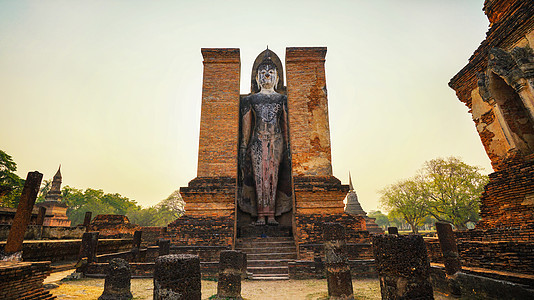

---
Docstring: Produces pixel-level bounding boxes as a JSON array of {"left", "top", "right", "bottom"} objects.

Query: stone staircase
[{"left": 235, "top": 236, "right": 297, "bottom": 280}]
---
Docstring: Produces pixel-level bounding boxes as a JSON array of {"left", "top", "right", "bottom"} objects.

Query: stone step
[
  {"left": 236, "top": 237, "right": 294, "bottom": 243},
  {"left": 247, "top": 266, "right": 288, "bottom": 275},
  {"left": 239, "top": 225, "right": 292, "bottom": 238},
  {"left": 248, "top": 274, "right": 290, "bottom": 280},
  {"left": 236, "top": 240, "right": 295, "bottom": 248},
  {"left": 247, "top": 259, "right": 292, "bottom": 267},
  {"left": 246, "top": 252, "right": 297, "bottom": 260},
  {"left": 238, "top": 246, "right": 296, "bottom": 254}
]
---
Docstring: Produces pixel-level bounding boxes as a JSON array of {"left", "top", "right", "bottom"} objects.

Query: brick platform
[{"left": 0, "top": 261, "right": 55, "bottom": 300}]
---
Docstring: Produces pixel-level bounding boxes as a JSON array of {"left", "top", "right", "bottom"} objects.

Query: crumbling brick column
[
  {"left": 98, "top": 258, "right": 133, "bottom": 300},
  {"left": 158, "top": 239, "right": 170, "bottom": 256},
  {"left": 36, "top": 207, "right": 46, "bottom": 226},
  {"left": 372, "top": 234, "right": 434, "bottom": 299},
  {"left": 435, "top": 222, "right": 461, "bottom": 275},
  {"left": 216, "top": 250, "right": 245, "bottom": 299},
  {"left": 323, "top": 222, "right": 354, "bottom": 299},
  {"left": 154, "top": 254, "right": 201, "bottom": 300},
  {"left": 79, "top": 232, "right": 99, "bottom": 263},
  {"left": 4, "top": 171, "right": 43, "bottom": 258}
]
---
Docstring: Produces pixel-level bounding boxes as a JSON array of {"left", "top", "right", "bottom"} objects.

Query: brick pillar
[
  {"left": 5, "top": 171, "right": 43, "bottom": 255},
  {"left": 158, "top": 239, "right": 170, "bottom": 256},
  {"left": 83, "top": 211, "right": 92, "bottom": 229},
  {"left": 216, "top": 250, "right": 245, "bottom": 299},
  {"left": 99, "top": 258, "right": 132, "bottom": 300},
  {"left": 286, "top": 47, "right": 332, "bottom": 177},
  {"left": 435, "top": 222, "right": 461, "bottom": 275},
  {"left": 372, "top": 234, "right": 434, "bottom": 299},
  {"left": 323, "top": 223, "right": 354, "bottom": 299},
  {"left": 79, "top": 232, "right": 99, "bottom": 263},
  {"left": 132, "top": 230, "right": 142, "bottom": 249},
  {"left": 285, "top": 47, "right": 347, "bottom": 221},
  {"left": 154, "top": 254, "right": 201, "bottom": 300},
  {"left": 36, "top": 207, "right": 46, "bottom": 226},
  {"left": 387, "top": 227, "right": 399, "bottom": 235},
  {"left": 180, "top": 48, "right": 241, "bottom": 219}
]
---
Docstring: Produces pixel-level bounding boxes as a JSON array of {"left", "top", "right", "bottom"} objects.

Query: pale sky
[{"left": 0, "top": 0, "right": 491, "bottom": 212}]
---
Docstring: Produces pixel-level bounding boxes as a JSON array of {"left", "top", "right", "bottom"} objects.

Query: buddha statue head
[
  {"left": 251, "top": 48, "right": 284, "bottom": 93},
  {"left": 256, "top": 62, "right": 278, "bottom": 92}
]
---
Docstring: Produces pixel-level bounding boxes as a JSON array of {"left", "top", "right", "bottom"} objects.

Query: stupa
[
  {"left": 344, "top": 173, "right": 383, "bottom": 234},
  {"left": 36, "top": 166, "right": 71, "bottom": 227}
]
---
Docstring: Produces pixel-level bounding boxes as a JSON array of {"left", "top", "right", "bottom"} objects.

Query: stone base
[
  {"left": 293, "top": 176, "right": 348, "bottom": 215},
  {"left": 180, "top": 177, "right": 235, "bottom": 217}
]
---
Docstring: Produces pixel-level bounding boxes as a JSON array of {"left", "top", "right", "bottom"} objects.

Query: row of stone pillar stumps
[
  {"left": 96, "top": 250, "right": 247, "bottom": 300},
  {"left": 94, "top": 223, "right": 461, "bottom": 300},
  {"left": 322, "top": 222, "right": 463, "bottom": 300}
]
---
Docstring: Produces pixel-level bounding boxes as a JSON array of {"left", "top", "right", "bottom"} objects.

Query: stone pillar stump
[
  {"left": 372, "top": 234, "right": 434, "bottom": 300},
  {"left": 83, "top": 211, "right": 92, "bottom": 229},
  {"left": 435, "top": 222, "right": 461, "bottom": 275},
  {"left": 79, "top": 232, "right": 99, "bottom": 263},
  {"left": 133, "top": 230, "right": 142, "bottom": 249},
  {"left": 158, "top": 239, "right": 170, "bottom": 256},
  {"left": 323, "top": 222, "right": 354, "bottom": 300},
  {"left": 216, "top": 250, "right": 245, "bottom": 299},
  {"left": 154, "top": 254, "right": 201, "bottom": 300},
  {"left": 99, "top": 258, "right": 133, "bottom": 300}
]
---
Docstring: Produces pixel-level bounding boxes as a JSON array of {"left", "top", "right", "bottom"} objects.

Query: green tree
[
  {"left": 62, "top": 187, "right": 139, "bottom": 226},
  {"left": 368, "top": 210, "right": 390, "bottom": 229},
  {"left": 423, "top": 157, "right": 489, "bottom": 230},
  {"left": 126, "top": 190, "right": 185, "bottom": 226},
  {"left": 156, "top": 190, "right": 185, "bottom": 219},
  {"left": 379, "top": 177, "right": 429, "bottom": 234},
  {"left": 0, "top": 150, "right": 25, "bottom": 208}
]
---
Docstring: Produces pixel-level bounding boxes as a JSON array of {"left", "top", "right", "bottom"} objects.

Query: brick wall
[
  {"left": 288, "top": 259, "right": 377, "bottom": 279},
  {"left": 166, "top": 215, "right": 234, "bottom": 247},
  {"left": 139, "top": 226, "right": 165, "bottom": 246},
  {"left": 295, "top": 213, "right": 368, "bottom": 259},
  {"left": 0, "top": 261, "right": 55, "bottom": 300},
  {"left": 298, "top": 243, "right": 374, "bottom": 261},
  {"left": 0, "top": 239, "right": 133, "bottom": 262},
  {"left": 477, "top": 157, "right": 534, "bottom": 229},
  {"left": 425, "top": 227, "right": 534, "bottom": 275}
]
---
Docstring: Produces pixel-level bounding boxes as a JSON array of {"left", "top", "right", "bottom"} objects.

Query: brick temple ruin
[
  {"left": 2, "top": 2, "right": 534, "bottom": 298},
  {"left": 174, "top": 47, "right": 373, "bottom": 279}
]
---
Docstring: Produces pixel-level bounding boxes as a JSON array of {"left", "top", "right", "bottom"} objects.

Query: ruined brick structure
[
  {"left": 0, "top": 261, "right": 55, "bottom": 300},
  {"left": 177, "top": 47, "right": 366, "bottom": 260},
  {"left": 446, "top": 0, "right": 534, "bottom": 283},
  {"left": 88, "top": 215, "right": 140, "bottom": 238},
  {"left": 449, "top": 0, "right": 534, "bottom": 230}
]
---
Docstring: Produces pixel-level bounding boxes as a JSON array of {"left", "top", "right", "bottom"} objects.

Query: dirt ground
[{"left": 50, "top": 276, "right": 454, "bottom": 300}]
